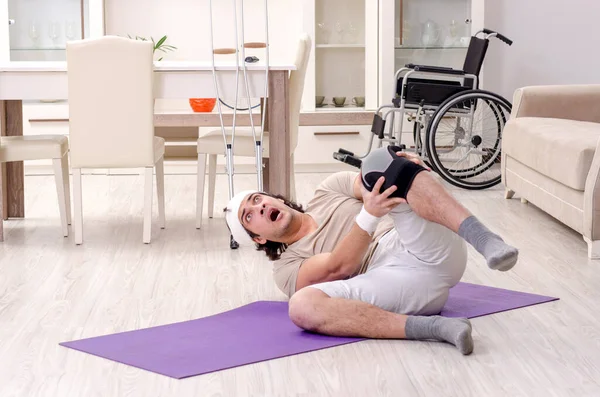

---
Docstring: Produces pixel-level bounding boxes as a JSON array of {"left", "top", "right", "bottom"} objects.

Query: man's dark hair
[{"left": 224, "top": 192, "right": 305, "bottom": 261}]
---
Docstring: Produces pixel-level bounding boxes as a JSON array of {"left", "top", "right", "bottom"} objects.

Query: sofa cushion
[{"left": 503, "top": 117, "right": 600, "bottom": 191}]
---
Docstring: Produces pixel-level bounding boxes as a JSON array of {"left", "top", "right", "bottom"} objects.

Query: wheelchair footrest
[
  {"left": 333, "top": 149, "right": 362, "bottom": 169},
  {"left": 336, "top": 148, "right": 355, "bottom": 156}
]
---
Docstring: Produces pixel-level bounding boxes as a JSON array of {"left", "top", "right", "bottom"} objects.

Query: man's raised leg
[
  {"left": 360, "top": 146, "right": 518, "bottom": 271},
  {"left": 289, "top": 287, "right": 474, "bottom": 355},
  {"left": 406, "top": 171, "right": 518, "bottom": 271}
]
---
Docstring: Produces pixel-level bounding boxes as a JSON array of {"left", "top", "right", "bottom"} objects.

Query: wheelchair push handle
[{"left": 482, "top": 28, "right": 513, "bottom": 46}]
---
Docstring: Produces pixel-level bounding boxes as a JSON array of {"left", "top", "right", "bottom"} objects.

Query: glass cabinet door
[
  {"left": 394, "top": 0, "right": 472, "bottom": 73},
  {"left": 7, "top": 0, "right": 89, "bottom": 61},
  {"left": 313, "top": 0, "right": 377, "bottom": 111}
]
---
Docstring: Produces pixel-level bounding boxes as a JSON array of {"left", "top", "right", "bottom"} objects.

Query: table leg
[
  {"left": 266, "top": 70, "right": 291, "bottom": 198},
  {"left": 1, "top": 101, "right": 6, "bottom": 226},
  {"left": 0, "top": 100, "right": 25, "bottom": 219}
]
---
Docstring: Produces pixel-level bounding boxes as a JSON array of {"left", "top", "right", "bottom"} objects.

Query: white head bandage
[{"left": 224, "top": 190, "right": 259, "bottom": 246}]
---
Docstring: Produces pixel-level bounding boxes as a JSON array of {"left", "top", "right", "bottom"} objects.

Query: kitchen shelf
[{"left": 315, "top": 105, "right": 365, "bottom": 112}]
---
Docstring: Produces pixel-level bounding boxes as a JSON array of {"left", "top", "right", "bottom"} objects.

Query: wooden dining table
[{"left": 0, "top": 60, "right": 296, "bottom": 228}]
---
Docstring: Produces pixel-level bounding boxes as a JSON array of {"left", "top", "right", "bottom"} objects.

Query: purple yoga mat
[
  {"left": 440, "top": 282, "right": 558, "bottom": 318},
  {"left": 60, "top": 282, "right": 558, "bottom": 379}
]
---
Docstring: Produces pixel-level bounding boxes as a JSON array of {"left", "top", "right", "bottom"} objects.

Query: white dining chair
[
  {"left": 0, "top": 134, "right": 71, "bottom": 241},
  {"left": 66, "top": 36, "right": 166, "bottom": 244},
  {"left": 196, "top": 34, "right": 311, "bottom": 228}
]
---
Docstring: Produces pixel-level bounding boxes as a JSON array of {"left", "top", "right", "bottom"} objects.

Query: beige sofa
[{"left": 502, "top": 84, "right": 600, "bottom": 259}]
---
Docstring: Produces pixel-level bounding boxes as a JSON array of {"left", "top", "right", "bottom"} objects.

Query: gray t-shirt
[{"left": 272, "top": 171, "right": 394, "bottom": 297}]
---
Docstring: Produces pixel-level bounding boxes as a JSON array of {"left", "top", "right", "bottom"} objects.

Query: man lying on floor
[{"left": 224, "top": 147, "right": 519, "bottom": 355}]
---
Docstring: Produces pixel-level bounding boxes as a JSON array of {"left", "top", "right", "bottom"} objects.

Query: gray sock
[
  {"left": 458, "top": 216, "right": 518, "bottom": 271},
  {"left": 405, "top": 316, "right": 473, "bottom": 355}
]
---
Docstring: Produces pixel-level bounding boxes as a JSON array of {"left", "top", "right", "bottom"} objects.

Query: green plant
[{"left": 127, "top": 34, "right": 177, "bottom": 61}]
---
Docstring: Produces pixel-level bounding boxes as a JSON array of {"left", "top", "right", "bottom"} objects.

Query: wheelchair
[{"left": 334, "top": 28, "right": 513, "bottom": 190}]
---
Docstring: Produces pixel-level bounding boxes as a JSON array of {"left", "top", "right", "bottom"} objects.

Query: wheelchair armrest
[{"left": 404, "top": 63, "right": 466, "bottom": 76}]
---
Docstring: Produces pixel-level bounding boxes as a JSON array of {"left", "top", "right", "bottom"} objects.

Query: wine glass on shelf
[
  {"left": 28, "top": 21, "right": 40, "bottom": 45},
  {"left": 346, "top": 22, "right": 358, "bottom": 44},
  {"left": 316, "top": 22, "right": 331, "bottom": 44},
  {"left": 334, "top": 21, "right": 345, "bottom": 44},
  {"left": 48, "top": 21, "right": 61, "bottom": 45},
  {"left": 65, "top": 21, "right": 77, "bottom": 40},
  {"left": 448, "top": 20, "right": 459, "bottom": 47}
]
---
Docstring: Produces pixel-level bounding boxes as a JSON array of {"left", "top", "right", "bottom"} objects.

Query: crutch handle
[
  {"left": 213, "top": 48, "right": 238, "bottom": 55},
  {"left": 244, "top": 42, "right": 267, "bottom": 48}
]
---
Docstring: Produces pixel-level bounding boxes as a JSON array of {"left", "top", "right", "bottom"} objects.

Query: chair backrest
[
  {"left": 66, "top": 36, "right": 155, "bottom": 169},
  {"left": 289, "top": 34, "right": 312, "bottom": 152},
  {"left": 462, "top": 36, "right": 489, "bottom": 76}
]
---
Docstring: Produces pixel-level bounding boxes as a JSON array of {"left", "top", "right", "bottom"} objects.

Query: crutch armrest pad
[
  {"left": 244, "top": 42, "right": 267, "bottom": 48},
  {"left": 213, "top": 48, "right": 238, "bottom": 55}
]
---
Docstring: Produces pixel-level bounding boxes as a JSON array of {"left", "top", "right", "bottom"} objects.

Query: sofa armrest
[{"left": 512, "top": 85, "right": 600, "bottom": 123}]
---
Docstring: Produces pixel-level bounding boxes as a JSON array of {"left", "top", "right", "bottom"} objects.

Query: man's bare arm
[
  {"left": 293, "top": 174, "right": 371, "bottom": 292},
  {"left": 295, "top": 223, "right": 374, "bottom": 291},
  {"left": 294, "top": 177, "right": 405, "bottom": 294}
]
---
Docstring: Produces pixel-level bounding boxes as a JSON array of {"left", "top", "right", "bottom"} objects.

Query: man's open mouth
[{"left": 269, "top": 208, "right": 280, "bottom": 222}]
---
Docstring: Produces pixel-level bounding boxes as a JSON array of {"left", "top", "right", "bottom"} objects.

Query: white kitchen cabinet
[
  {"left": 1, "top": 0, "right": 105, "bottom": 62},
  {"left": 301, "top": 0, "right": 385, "bottom": 112}
]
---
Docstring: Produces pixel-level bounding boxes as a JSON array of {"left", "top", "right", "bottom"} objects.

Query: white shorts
[{"left": 309, "top": 204, "right": 468, "bottom": 315}]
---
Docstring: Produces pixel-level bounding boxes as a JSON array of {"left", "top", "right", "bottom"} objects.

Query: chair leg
[
  {"left": 196, "top": 153, "right": 207, "bottom": 229},
  {"left": 156, "top": 157, "right": 166, "bottom": 229},
  {"left": 53, "top": 158, "right": 69, "bottom": 237},
  {"left": 504, "top": 189, "right": 515, "bottom": 199},
  {"left": 143, "top": 167, "right": 153, "bottom": 244},
  {"left": 62, "top": 153, "right": 72, "bottom": 225},
  {"left": 207, "top": 154, "right": 217, "bottom": 219},
  {"left": 73, "top": 169, "right": 83, "bottom": 245}
]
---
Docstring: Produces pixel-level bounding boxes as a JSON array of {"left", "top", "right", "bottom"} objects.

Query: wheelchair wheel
[{"left": 425, "top": 90, "right": 511, "bottom": 190}]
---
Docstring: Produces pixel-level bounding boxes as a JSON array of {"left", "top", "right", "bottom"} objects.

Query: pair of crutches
[{"left": 207, "top": 0, "right": 270, "bottom": 249}]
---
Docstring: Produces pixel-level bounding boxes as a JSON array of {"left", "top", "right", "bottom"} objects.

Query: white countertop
[{"left": 0, "top": 60, "right": 296, "bottom": 72}]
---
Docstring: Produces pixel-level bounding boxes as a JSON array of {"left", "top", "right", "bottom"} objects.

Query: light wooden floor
[{"left": 1, "top": 172, "right": 600, "bottom": 397}]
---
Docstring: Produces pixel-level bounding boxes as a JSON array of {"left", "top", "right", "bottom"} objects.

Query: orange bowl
[{"left": 189, "top": 98, "right": 217, "bottom": 112}]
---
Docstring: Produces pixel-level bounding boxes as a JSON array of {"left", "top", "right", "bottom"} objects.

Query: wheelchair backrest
[{"left": 462, "top": 37, "right": 489, "bottom": 76}]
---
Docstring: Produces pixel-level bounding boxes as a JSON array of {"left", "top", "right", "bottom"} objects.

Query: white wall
[
  {"left": 105, "top": 0, "right": 302, "bottom": 112},
  {"left": 105, "top": 0, "right": 302, "bottom": 64},
  {"left": 483, "top": 0, "right": 600, "bottom": 101}
]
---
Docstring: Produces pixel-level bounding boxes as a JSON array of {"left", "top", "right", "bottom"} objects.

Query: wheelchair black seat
[{"left": 398, "top": 77, "right": 469, "bottom": 107}]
